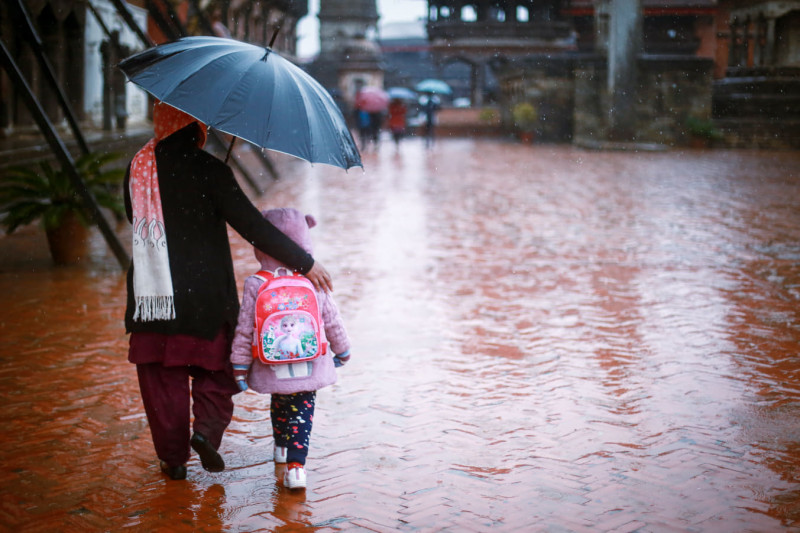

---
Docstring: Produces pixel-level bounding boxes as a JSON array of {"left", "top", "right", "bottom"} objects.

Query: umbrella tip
[{"left": 269, "top": 25, "right": 282, "bottom": 48}]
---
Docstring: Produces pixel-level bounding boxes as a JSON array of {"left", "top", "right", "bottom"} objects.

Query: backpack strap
[
  {"left": 251, "top": 270, "right": 273, "bottom": 360},
  {"left": 252, "top": 269, "right": 274, "bottom": 287}
]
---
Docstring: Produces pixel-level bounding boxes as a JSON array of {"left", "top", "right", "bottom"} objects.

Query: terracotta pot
[
  {"left": 518, "top": 131, "right": 534, "bottom": 144},
  {"left": 45, "top": 211, "right": 90, "bottom": 265},
  {"left": 689, "top": 136, "right": 710, "bottom": 149}
]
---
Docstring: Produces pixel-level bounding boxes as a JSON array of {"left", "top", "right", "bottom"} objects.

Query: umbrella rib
[
  {"left": 213, "top": 53, "right": 279, "bottom": 147},
  {"left": 162, "top": 47, "right": 261, "bottom": 127}
]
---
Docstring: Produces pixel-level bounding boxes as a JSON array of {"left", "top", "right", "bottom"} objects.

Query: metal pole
[
  {"left": 106, "top": 0, "right": 154, "bottom": 47},
  {"left": 187, "top": 0, "right": 216, "bottom": 35},
  {"left": 252, "top": 149, "right": 279, "bottom": 182},
  {"left": 0, "top": 39, "right": 130, "bottom": 270},
  {"left": 87, "top": 2, "right": 114, "bottom": 39},
  {"left": 145, "top": 0, "right": 185, "bottom": 40}
]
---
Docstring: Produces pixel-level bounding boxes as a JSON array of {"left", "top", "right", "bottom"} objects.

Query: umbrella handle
[{"left": 225, "top": 137, "right": 236, "bottom": 164}]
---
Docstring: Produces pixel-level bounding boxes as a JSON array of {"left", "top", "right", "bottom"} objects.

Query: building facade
[
  {"left": 1, "top": 0, "right": 307, "bottom": 142},
  {"left": 426, "top": 0, "right": 577, "bottom": 105},
  {"left": 712, "top": 0, "right": 800, "bottom": 147},
  {"left": 419, "top": 0, "right": 798, "bottom": 147}
]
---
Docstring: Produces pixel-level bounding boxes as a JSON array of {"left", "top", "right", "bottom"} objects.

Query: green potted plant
[
  {"left": 685, "top": 116, "right": 723, "bottom": 148},
  {"left": 479, "top": 108, "right": 500, "bottom": 124},
  {"left": 0, "top": 152, "right": 125, "bottom": 265},
  {"left": 512, "top": 102, "right": 538, "bottom": 143}
]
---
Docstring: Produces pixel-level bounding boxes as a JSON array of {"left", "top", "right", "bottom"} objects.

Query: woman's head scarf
[{"left": 128, "top": 102, "right": 207, "bottom": 322}]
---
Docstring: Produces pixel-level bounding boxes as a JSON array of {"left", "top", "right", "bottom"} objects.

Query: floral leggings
[{"left": 271, "top": 391, "right": 316, "bottom": 465}]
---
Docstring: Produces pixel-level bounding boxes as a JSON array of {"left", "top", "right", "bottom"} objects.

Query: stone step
[
  {"left": 713, "top": 117, "right": 800, "bottom": 149},
  {"left": 712, "top": 92, "right": 800, "bottom": 118}
]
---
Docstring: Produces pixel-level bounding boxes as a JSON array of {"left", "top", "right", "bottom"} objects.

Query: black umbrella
[{"left": 118, "top": 36, "right": 362, "bottom": 170}]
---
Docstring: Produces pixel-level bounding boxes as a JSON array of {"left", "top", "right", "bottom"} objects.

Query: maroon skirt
[{"left": 128, "top": 327, "right": 231, "bottom": 370}]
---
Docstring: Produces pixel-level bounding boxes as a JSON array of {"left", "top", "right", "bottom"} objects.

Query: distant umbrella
[
  {"left": 118, "top": 36, "right": 361, "bottom": 170},
  {"left": 387, "top": 87, "right": 417, "bottom": 100},
  {"left": 355, "top": 86, "right": 390, "bottom": 113},
  {"left": 415, "top": 79, "right": 452, "bottom": 95}
]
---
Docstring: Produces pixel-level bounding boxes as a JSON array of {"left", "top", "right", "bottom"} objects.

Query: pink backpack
[{"left": 251, "top": 268, "right": 328, "bottom": 365}]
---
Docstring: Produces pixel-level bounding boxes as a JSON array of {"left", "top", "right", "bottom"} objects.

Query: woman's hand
[{"left": 305, "top": 261, "right": 333, "bottom": 293}]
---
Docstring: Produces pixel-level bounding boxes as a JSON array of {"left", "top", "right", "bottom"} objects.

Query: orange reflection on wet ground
[{"left": 1, "top": 139, "right": 798, "bottom": 531}]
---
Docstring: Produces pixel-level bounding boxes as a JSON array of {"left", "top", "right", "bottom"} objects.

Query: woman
[
  {"left": 124, "top": 102, "right": 332, "bottom": 480},
  {"left": 387, "top": 98, "right": 408, "bottom": 147}
]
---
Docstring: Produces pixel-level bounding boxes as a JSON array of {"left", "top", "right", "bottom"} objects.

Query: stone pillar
[
  {"left": 754, "top": 16, "right": 764, "bottom": 66},
  {"left": 476, "top": 2, "right": 489, "bottom": 22},
  {"left": 728, "top": 18, "right": 739, "bottom": 67},
  {"left": 764, "top": 16, "right": 776, "bottom": 66},
  {"left": 743, "top": 17, "right": 751, "bottom": 67},
  {"left": 471, "top": 61, "right": 485, "bottom": 105},
  {"left": 594, "top": 0, "right": 610, "bottom": 55},
  {"left": 607, "top": 0, "right": 642, "bottom": 141}
]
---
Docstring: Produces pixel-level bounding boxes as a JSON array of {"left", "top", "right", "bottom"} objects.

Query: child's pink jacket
[{"left": 230, "top": 273, "right": 350, "bottom": 395}]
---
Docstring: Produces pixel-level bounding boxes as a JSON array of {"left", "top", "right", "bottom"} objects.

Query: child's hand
[
  {"left": 333, "top": 350, "right": 351, "bottom": 368},
  {"left": 233, "top": 364, "right": 249, "bottom": 391}
]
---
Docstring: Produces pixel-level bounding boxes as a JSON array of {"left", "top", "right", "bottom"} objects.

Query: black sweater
[{"left": 124, "top": 123, "right": 314, "bottom": 339}]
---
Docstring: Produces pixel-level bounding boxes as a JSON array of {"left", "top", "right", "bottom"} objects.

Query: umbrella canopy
[
  {"left": 118, "top": 36, "right": 361, "bottom": 170},
  {"left": 355, "top": 86, "right": 390, "bottom": 113},
  {"left": 387, "top": 86, "right": 417, "bottom": 100},
  {"left": 415, "top": 79, "right": 452, "bottom": 95}
]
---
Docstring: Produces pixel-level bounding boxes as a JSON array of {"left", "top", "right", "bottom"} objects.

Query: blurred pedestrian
[
  {"left": 387, "top": 98, "right": 408, "bottom": 147},
  {"left": 356, "top": 108, "right": 371, "bottom": 149},
  {"left": 354, "top": 85, "right": 390, "bottom": 150},
  {"left": 368, "top": 110, "right": 383, "bottom": 145},
  {"left": 422, "top": 94, "right": 441, "bottom": 148},
  {"left": 124, "top": 102, "right": 333, "bottom": 481},
  {"left": 230, "top": 208, "right": 351, "bottom": 490}
]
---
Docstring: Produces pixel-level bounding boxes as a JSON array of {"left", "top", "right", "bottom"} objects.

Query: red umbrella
[{"left": 355, "top": 86, "right": 390, "bottom": 113}]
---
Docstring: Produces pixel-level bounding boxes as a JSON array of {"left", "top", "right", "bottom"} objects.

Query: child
[{"left": 230, "top": 208, "right": 351, "bottom": 490}]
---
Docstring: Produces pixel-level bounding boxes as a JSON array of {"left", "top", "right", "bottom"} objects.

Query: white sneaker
[
  {"left": 274, "top": 445, "right": 288, "bottom": 464},
  {"left": 283, "top": 463, "right": 307, "bottom": 489}
]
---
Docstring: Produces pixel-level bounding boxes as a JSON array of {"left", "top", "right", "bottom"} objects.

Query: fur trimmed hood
[{"left": 255, "top": 208, "right": 316, "bottom": 271}]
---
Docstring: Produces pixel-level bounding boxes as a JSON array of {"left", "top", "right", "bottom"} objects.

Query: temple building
[
  {"left": 305, "top": 0, "right": 383, "bottom": 118},
  {"left": 426, "top": 0, "right": 577, "bottom": 105}
]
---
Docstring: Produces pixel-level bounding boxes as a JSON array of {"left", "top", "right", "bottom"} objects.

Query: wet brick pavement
[{"left": 1, "top": 137, "right": 799, "bottom": 532}]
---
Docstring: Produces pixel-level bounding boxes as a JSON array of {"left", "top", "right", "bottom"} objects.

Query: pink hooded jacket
[{"left": 230, "top": 208, "right": 351, "bottom": 395}]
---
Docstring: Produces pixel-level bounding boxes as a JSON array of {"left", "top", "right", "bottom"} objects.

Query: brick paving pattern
[{"left": 1, "top": 138, "right": 799, "bottom": 532}]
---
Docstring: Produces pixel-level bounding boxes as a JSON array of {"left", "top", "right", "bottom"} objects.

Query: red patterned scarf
[{"left": 129, "top": 102, "right": 208, "bottom": 321}]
